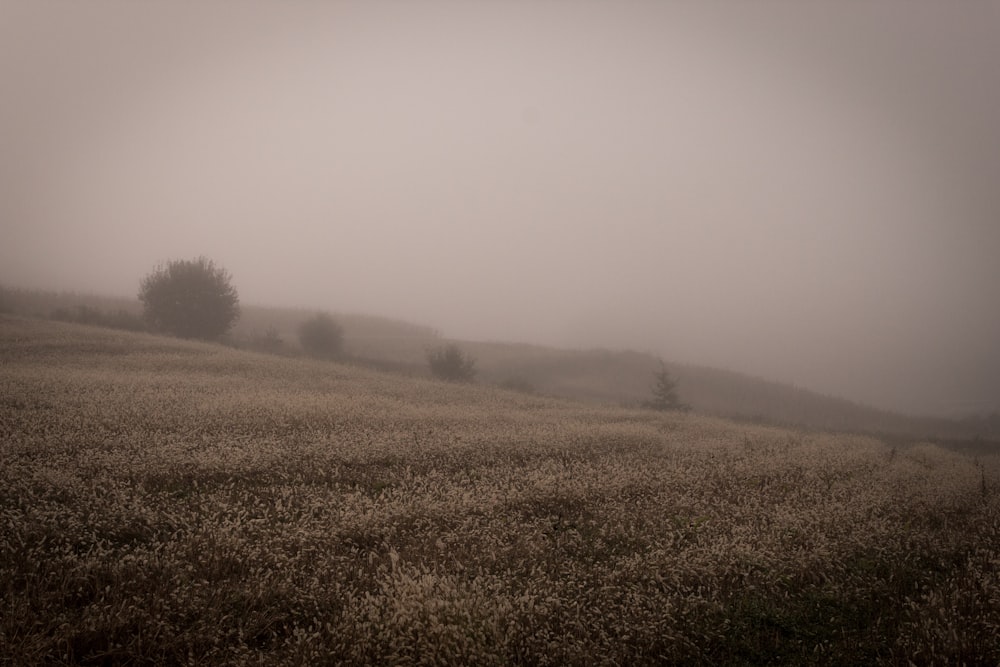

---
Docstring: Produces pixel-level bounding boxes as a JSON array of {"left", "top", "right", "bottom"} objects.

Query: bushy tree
[
  {"left": 427, "top": 343, "right": 476, "bottom": 383},
  {"left": 138, "top": 257, "right": 240, "bottom": 340},
  {"left": 298, "top": 313, "right": 344, "bottom": 359},
  {"left": 643, "top": 361, "right": 690, "bottom": 412}
]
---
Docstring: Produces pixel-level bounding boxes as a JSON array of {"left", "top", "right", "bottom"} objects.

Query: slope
[{"left": 2, "top": 315, "right": 999, "bottom": 664}]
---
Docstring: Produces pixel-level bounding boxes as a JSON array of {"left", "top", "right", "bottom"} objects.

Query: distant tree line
[{"left": 49, "top": 304, "right": 146, "bottom": 332}]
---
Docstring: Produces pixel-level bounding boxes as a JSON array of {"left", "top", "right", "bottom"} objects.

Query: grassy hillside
[
  {"left": 2, "top": 316, "right": 999, "bottom": 665},
  {"left": 0, "top": 285, "right": 441, "bottom": 362},
  {"left": 461, "top": 342, "right": 988, "bottom": 441},
  {"left": 2, "top": 284, "right": 992, "bottom": 442}
]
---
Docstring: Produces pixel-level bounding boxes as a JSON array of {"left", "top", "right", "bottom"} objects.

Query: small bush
[
  {"left": 643, "top": 361, "right": 690, "bottom": 412},
  {"left": 298, "top": 313, "right": 343, "bottom": 359},
  {"left": 499, "top": 376, "right": 536, "bottom": 394},
  {"left": 427, "top": 343, "right": 476, "bottom": 383},
  {"left": 248, "top": 326, "right": 285, "bottom": 354}
]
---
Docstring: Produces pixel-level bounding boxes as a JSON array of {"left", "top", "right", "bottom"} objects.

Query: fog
[{"left": 2, "top": 1, "right": 998, "bottom": 417}]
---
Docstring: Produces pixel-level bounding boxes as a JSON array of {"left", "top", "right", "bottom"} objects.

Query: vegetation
[
  {"left": 0, "top": 286, "right": 142, "bottom": 322},
  {"left": 138, "top": 257, "right": 240, "bottom": 340},
  {"left": 246, "top": 325, "right": 285, "bottom": 355},
  {"left": 0, "top": 285, "right": 994, "bottom": 443},
  {"left": 643, "top": 361, "right": 690, "bottom": 412},
  {"left": 427, "top": 343, "right": 476, "bottom": 383},
  {"left": 298, "top": 312, "right": 344, "bottom": 359},
  {"left": 2, "top": 316, "right": 999, "bottom": 665},
  {"left": 498, "top": 376, "right": 537, "bottom": 394},
  {"left": 50, "top": 303, "right": 146, "bottom": 332}
]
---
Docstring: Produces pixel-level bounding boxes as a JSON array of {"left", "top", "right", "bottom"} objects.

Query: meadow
[
  {"left": 2, "top": 315, "right": 998, "bottom": 665},
  {"left": 4, "top": 284, "right": 993, "bottom": 441}
]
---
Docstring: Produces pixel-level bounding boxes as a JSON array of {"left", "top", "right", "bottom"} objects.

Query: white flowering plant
[{"left": 1, "top": 316, "right": 998, "bottom": 665}]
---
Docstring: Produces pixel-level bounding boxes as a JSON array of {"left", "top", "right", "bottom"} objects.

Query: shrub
[
  {"left": 499, "top": 376, "right": 536, "bottom": 394},
  {"left": 105, "top": 308, "right": 146, "bottom": 332},
  {"left": 249, "top": 325, "right": 285, "bottom": 354},
  {"left": 298, "top": 313, "right": 344, "bottom": 359},
  {"left": 643, "top": 361, "right": 690, "bottom": 412},
  {"left": 427, "top": 343, "right": 476, "bottom": 383},
  {"left": 138, "top": 257, "right": 240, "bottom": 340}
]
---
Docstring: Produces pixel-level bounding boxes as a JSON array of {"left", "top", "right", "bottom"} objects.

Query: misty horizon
[{"left": 2, "top": 1, "right": 999, "bottom": 418}]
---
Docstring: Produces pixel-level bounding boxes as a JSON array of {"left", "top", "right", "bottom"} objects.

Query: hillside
[
  {"left": 1, "top": 285, "right": 992, "bottom": 443},
  {"left": 2, "top": 315, "right": 998, "bottom": 665},
  {"left": 460, "top": 342, "right": 989, "bottom": 442},
  {"left": 0, "top": 286, "right": 442, "bottom": 360}
]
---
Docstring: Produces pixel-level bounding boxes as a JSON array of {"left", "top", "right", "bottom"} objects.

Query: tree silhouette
[
  {"left": 427, "top": 343, "right": 476, "bottom": 383},
  {"left": 643, "top": 361, "right": 690, "bottom": 412},
  {"left": 298, "top": 313, "right": 344, "bottom": 359},
  {"left": 138, "top": 257, "right": 239, "bottom": 341}
]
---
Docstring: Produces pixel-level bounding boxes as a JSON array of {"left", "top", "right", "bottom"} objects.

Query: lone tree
[
  {"left": 643, "top": 361, "right": 690, "bottom": 412},
  {"left": 298, "top": 313, "right": 344, "bottom": 359},
  {"left": 427, "top": 343, "right": 476, "bottom": 383},
  {"left": 138, "top": 256, "right": 240, "bottom": 340}
]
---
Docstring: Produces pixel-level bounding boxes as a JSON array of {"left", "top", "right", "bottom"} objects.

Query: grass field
[
  {"left": 2, "top": 315, "right": 998, "bottom": 665},
  {"left": 6, "top": 284, "right": 996, "bottom": 442}
]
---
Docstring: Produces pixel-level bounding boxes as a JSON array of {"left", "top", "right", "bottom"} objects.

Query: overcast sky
[{"left": 2, "top": 1, "right": 998, "bottom": 416}]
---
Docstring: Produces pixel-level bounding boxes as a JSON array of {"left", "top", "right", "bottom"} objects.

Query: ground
[{"left": 2, "top": 316, "right": 998, "bottom": 665}]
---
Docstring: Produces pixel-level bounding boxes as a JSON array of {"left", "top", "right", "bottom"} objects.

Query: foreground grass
[{"left": 2, "top": 316, "right": 998, "bottom": 666}]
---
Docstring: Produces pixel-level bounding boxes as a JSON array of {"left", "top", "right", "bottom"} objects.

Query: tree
[
  {"left": 643, "top": 361, "right": 690, "bottom": 412},
  {"left": 298, "top": 313, "right": 344, "bottom": 359},
  {"left": 138, "top": 256, "right": 240, "bottom": 340},
  {"left": 427, "top": 343, "right": 476, "bottom": 383},
  {"left": 249, "top": 325, "right": 285, "bottom": 354}
]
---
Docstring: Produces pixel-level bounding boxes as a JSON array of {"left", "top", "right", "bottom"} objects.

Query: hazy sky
[{"left": 2, "top": 1, "right": 999, "bottom": 416}]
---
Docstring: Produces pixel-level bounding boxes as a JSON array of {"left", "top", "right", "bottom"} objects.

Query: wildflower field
[{"left": 2, "top": 316, "right": 998, "bottom": 665}]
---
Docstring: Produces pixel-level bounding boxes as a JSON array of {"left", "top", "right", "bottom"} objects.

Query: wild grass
[
  {"left": 3, "top": 284, "right": 995, "bottom": 440},
  {"left": 1, "top": 315, "right": 998, "bottom": 665}
]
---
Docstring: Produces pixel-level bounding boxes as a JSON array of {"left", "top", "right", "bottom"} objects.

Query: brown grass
[{"left": 2, "top": 315, "right": 998, "bottom": 665}]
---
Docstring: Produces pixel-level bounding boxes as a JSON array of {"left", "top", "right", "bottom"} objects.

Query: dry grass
[{"left": 2, "top": 315, "right": 998, "bottom": 666}]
